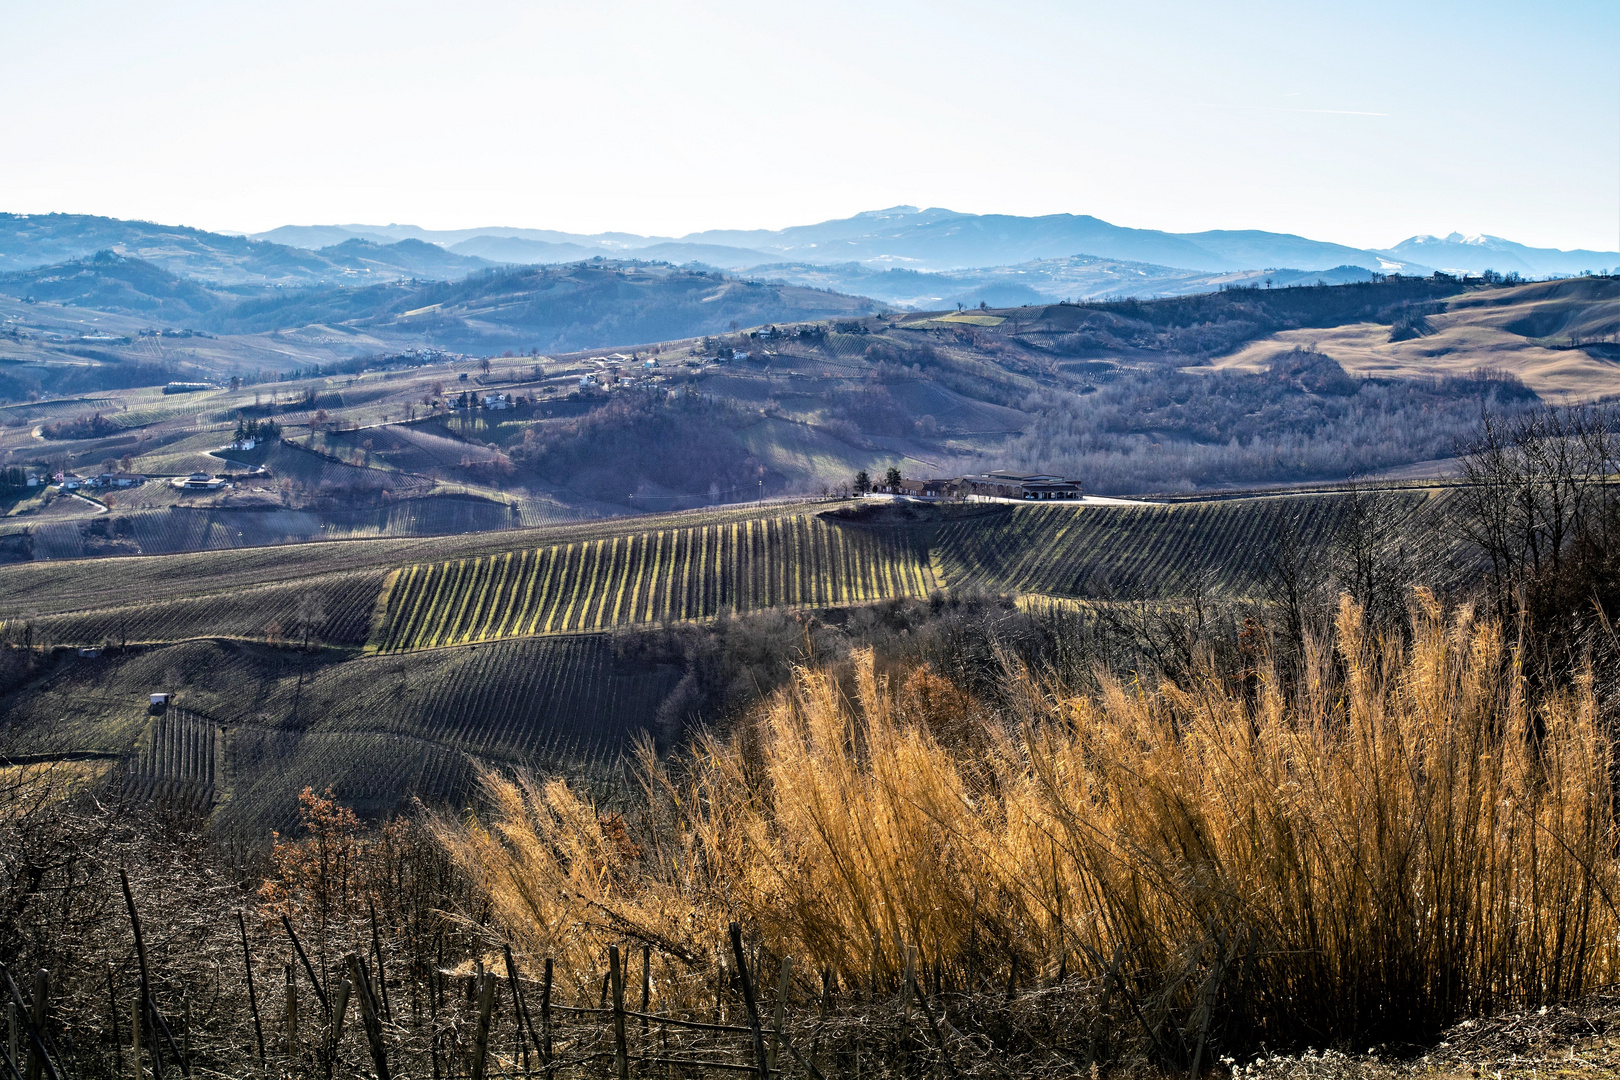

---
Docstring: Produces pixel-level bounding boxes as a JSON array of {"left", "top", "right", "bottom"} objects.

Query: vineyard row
[{"left": 371, "top": 514, "right": 938, "bottom": 652}]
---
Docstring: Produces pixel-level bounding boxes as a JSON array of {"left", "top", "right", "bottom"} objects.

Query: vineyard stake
[
  {"left": 117, "top": 870, "right": 166, "bottom": 1080},
  {"left": 7, "top": 1001, "right": 16, "bottom": 1080},
  {"left": 234, "top": 912, "right": 266, "bottom": 1071},
  {"left": 608, "top": 947, "right": 629, "bottom": 1080},
  {"left": 285, "top": 965, "right": 297, "bottom": 1058},
  {"left": 368, "top": 898, "right": 393, "bottom": 1024},
  {"left": 1086, "top": 944, "right": 1124, "bottom": 1070},
  {"left": 326, "top": 979, "right": 350, "bottom": 1064},
  {"left": 0, "top": 968, "right": 56, "bottom": 1080},
  {"left": 345, "top": 953, "right": 392, "bottom": 1080},
  {"left": 130, "top": 994, "right": 140, "bottom": 1080},
  {"left": 105, "top": 962, "right": 123, "bottom": 1080},
  {"left": 1188, "top": 931, "right": 1230, "bottom": 1080},
  {"left": 469, "top": 973, "right": 496, "bottom": 1080},
  {"left": 279, "top": 916, "right": 330, "bottom": 1017},
  {"left": 639, "top": 945, "right": 651, "bottom": 1033},
  {"left": 541, "top": 958, "right": 554, "bottom": 1080},
  {"left": 426, "top": 958, "right": 442, "bottom": 1080},
  {"left": 0, "top": 1037, "right": 19, "bottom": 1080},
  {"left": 25, "top": 970, "right": 44, "bottom": 1080},
  {"left": 768, "top": 956, "right": 791, "bottom": 1073},
  {"left": 727, "top": 924, "right": 769, "bottom": 1080},
  {"left": 502, "top": 946, "right": 534, "bottom": 1074}
]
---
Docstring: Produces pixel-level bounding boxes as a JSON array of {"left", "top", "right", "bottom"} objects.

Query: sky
[{"left": 1, "top": 0, "right": 1617, "bottom": 252}]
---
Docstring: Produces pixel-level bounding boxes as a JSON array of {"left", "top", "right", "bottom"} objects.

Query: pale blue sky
[{"left": 1, "top": 0, "right": 1615, "bottom": 251}]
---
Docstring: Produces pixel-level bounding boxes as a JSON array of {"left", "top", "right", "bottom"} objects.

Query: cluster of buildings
[
  {"left": 883, "top": 471, "right": 1083, "bottom": 501},
  {"left": 53, "top": 470, "right": 146, "bottom": 491}
]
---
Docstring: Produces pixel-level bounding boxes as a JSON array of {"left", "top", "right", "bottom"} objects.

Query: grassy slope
[{"left": 1212, "top": 277, "right": 1620, "bottom": 401}]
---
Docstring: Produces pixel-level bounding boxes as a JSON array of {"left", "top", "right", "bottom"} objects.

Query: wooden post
[
  {"left": 1086, "top": 944, "right": 1123, "bottom": 1071},
  {"left": 130, "top": 994, "right": 141, "bottom": 1080},
  {"left": 768, "top": 956, "right": 792, "bottom": 1073},
  {"left": 284, "top": 965, "right": 297, "bottom": 1057},
  {"left": 1188, "top": 933, "right": 1229, "bottom": 1080},
  {"left": 106, "top": 963, "right": 123, "bottom": 1080},
  {"left": 367, "top": 899, "right": 393, "bottom": 1024},
  {"left": 502, "top": 946, "right": 532, "bottom": 1075},
  {"left": 118, "top": 870, "right": 164, "bottom": 1080},
  {"left": 25, "top": 970, "right": 45, "bottom": 1080},
  {"left": 345, "top": 954, "right": 391, "bottom": 1080},
  {"left": 235, "top": 913, "right": 266, "bottom": 1071},
  {"left": 608, "top": 947, "right": 628, "bottom": 1080},
  {"left": 728, "top": 924, "right": 769, "bottom": 1080},
  {"left": 899, "top": 947, "right": 916, "bottom": 1076},
  {"left": 327, "top": 980, "right": 350, "bottom": 1060},
  {"left": 639, "top": 945, "right": 651, "bottom": 1032},
  {"left": 541, "top": 958, "right": 554, "bottom": 1080},
  {"left": 279, "top": 916, "right": 329, "bottom": 1017},
  {"left": 469, "top": 974, "right": 496, "bottom": 1080}
]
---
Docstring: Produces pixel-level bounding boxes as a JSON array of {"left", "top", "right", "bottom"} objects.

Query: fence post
[
  {"left": 768, "top": 956, "right": 792, "bottom": 1074},
  {"left": 609, "top": 947, "right": 629, "bottom": 1080},
  {"left": 728, "top": 924, "right": 769, "bottom": 1080},
  {"left": 469, "top": 973, "right": 496, "bottom": 1080}
]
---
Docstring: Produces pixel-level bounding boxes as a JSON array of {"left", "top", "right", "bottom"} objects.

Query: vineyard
[
  {"left": 0, "top": 633, "right": 680, "bottom": 833},
  {"left": 125, "top": 706, "right": 224, "bottom": 812},
  {"left": 370, "top": 512, "right": 939, "bottom": 651},
  {"left": 20, "top": 569, "right": 389, "bottom": 647},
  {"left": 931, "top": 491, "right": 1454, "bottom": 597}
]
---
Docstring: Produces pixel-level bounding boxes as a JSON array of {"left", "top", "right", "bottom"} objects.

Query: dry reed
[{"left": 436, "top": 590, "right": 1620, "bottom": 1051}]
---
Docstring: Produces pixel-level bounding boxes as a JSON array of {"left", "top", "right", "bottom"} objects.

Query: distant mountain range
[
  {"left": 0, "top": 213, "right": 494, "bottom": 287},
  {"left": 1, "top": 209, "right": 1614, "bottom": 322},
  {"left": 248, "top": 206, "right": 1619, "bottom": 278}
]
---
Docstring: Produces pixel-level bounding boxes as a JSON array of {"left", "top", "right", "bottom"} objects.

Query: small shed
[{"left": 149, "top": 692, "right": 170, "bottom": 706}]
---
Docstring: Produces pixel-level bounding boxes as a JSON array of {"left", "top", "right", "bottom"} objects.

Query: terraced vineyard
[
  {"left": 370, "top": 512, "right": 938, "bottom": 651},
  {"left": 933, "top": 491, "right": 1453, "bottom": 598}
]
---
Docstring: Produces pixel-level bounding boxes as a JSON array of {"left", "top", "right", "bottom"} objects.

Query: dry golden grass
[
  {"left": 437, "top": 590, "right": 1620, "bottom": 1048},
  {"left": 1205, "top": 279, "right": 1620, "bottom": 401}
]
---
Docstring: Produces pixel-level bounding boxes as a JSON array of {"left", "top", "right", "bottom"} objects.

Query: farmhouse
[
  {"left": 958, "top": 472, "right": 1082, "bottom": 500},
  {"left": 883, "top": 472, "right": 1083, "bottom": 500},
  {"left": 171, "top": 472, "right": 227, "bottom": 491}
]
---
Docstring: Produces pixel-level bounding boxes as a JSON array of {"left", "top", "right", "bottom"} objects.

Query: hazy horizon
[{"left": 2, "top": 0, "right": 1616, "bottom": 253}]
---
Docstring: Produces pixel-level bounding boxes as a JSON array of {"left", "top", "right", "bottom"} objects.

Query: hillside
[
  {"left": 230, "top": 261, "right": 886, "bottom": 352},
  {"left": 0, "top": 488, "right": 1459, "bottom": 832},
  {"left": 5, "top": 277, "right": 1612, "bottom": 534},
  {"left": 1210, "top": 276, "right": 1620, "bottom": 401}
]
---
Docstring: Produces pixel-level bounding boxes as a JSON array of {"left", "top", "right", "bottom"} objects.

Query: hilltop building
[
  {"left": 880, "top": 471, "right": 1083, "bottom": 501},
  {"left": 959, "top": 472, "right": 1082, "bottom": 500}
]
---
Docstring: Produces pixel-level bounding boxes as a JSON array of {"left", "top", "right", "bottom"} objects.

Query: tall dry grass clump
[{"left": 438, "top": 590, "right": 1620, "bottom": 1048}]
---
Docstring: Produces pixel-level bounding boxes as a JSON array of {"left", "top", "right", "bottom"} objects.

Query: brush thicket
[{"left": 436, "top": 590, "right": 1619, "bottom": 1051}]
